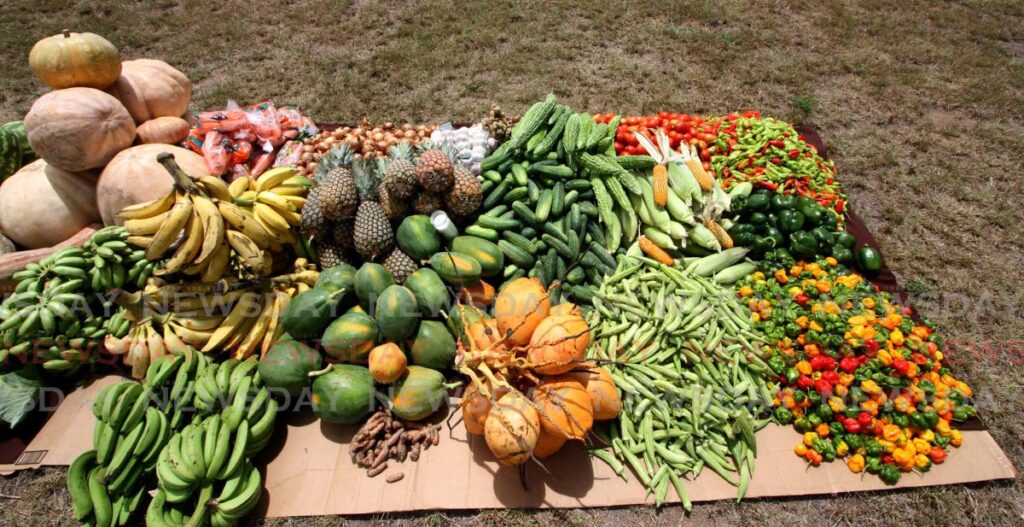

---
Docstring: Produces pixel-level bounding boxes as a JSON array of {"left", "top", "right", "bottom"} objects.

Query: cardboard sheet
[{"left": 2, "top": 377, "right": 1015, "bottom": 515}]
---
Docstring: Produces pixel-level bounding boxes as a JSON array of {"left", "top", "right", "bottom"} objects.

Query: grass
[{"left": 2, "top": 0, "right": 1024, "bottom": 525}]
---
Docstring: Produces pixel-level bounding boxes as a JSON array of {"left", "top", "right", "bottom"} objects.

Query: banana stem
[{"left": 156, "top": 152, "right": 200, "bottom": 193}]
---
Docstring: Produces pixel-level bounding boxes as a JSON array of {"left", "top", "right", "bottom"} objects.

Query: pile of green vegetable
[{"left": 727, "top": 189, "right": 851, "bottom": 264}]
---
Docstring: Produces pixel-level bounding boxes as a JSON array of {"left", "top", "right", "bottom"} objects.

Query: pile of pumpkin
[
  {"left": 454, "top": 277, "right": 622, "bottom": 464},
  {"left": 0, "top": 30, "right": 198, "bottom": 252}
]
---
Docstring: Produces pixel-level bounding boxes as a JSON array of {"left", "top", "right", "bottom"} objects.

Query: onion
[
  {"left": 384, "top": 122, "right": 394, "bottom": 129},
  {"left": 484, "top": 391, "right": 540, "bottom": 466},
  {"left": 404, "top": 130, "right": 417, "bottom": 139},
  {"left": 376, "top": 140, "right": 388, "bottom": 151},
  {"left": 565, "top": 367, "right": 622, "bottom": 420},
  {"left": 300, "top": 153, "right": 313, "bottom": 163},
  {"left": 527, "top": 315, "right": 589, "bottom": 375},
  {"left": 495, "top": 277, "right": 550, "bottom": 346},
  {"left": 346, "top": 137, "right": 360, "bottom": 148}
]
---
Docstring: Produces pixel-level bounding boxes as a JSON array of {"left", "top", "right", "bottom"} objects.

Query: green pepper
[
  {"left": 952, "top": 406, "right": 970, "bottom": 421},
  {"left": 728, "top": 223, "right": 756, "bottom": 236},
  {"left": 778, "top": 209, "right": 806, "bottom": 233},
  {"left": 856, "top": 246, "right": 883, "bottom": 275},
  {"left": 808, "top": 390, "right": 822, "bottom": 406},
  {"left": 923, "top": 409, "right": 939, "bottom": 428},
  {"left": 765, "top": 212, "right": 779, "bottom": 228},
  {"left": 819, "top": 210, "right": 839, "bottom": 230},
  {"left": 843, "top": 407, "right": 860, "bottom": 419},
  {"left": 891, "top": 413, "right": 909, "bottom": 428},
  {"left": 879, "top": 463, "right": 901, "bottom": 485},
  {"left": 934, "top": 434, "right": 951, "bottom": 448},
  {"left": 794, "top": 390, "right": 807, "bottom": 403},
  {"left": 773, "top": 407, "right": 794, "bottom": 425},
  {"left": 771, "top": 194, "right": 797, "bottom": 211},
  {"left": 831, "top": 244, "right": 854, "bottom": 264},
  {"left": 865, "top": 441, "right": 884, "bottom": 457},
  {"left": 748, "top": 212, "right": 768, "bottom": 226},
  {"left": 908, "top": 412, "right": 930, "bottom": 430},
  {"left": 796, "top": 196, "right": 816, "bottom": 210},
  {"left": 768, "top": 355, "right": 786, "bottom": 374},
  {"left": 733, "top": 232, "right": 757, "bottom": 247},
  {"left": 919, "top": 380, "right": 936, "bottom": 398},
  {"left": 807, "top": 413, "right": 822, "bottom": 428},
  {"left": 794, "top": 417, "right": 812, "bottom": 433},
  {"left": 845, "top": 433, "right": 864, "bottom": 450},
  {"left": 785, "top": 368, "right": 801, "bottom": 384},
  {"left": 811, "top": 226, "right": 835, "bottom": 247},
  {"left": 866, "top": 456, "right": 883, "bottom": 474},
  {"left": 730, "top": 195, "right": 747, "bottom": 212},
  {"left": 834, "top": 231, "right": 857, "bottom": 249},
  {"left": 745, "top": 192, "right": 771, "bottom": 212},
  {"left": 763, "top": 226, "right": 785, "bottom": 247},
  {"left": 828, "top": 420, "right": 844, "bottom": 436},
  {"left": 770, "top": 247, "right": 794, "bottom": 266},
  {"left": 849, "top": 387, "right": 866, "bottom": 403},
  {"left": 789, "top": 231, "right": 818, "bottom": 258},
  {"left": 799, "top": 201, "right": 825, "bottom": 226},
  {"left": 818, "top": 405, "right": 835, "bottom": 421}
]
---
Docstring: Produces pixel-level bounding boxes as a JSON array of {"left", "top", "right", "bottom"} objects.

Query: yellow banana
[
  {"left": 191, "top": 194, "right": 225, "bottom": 266},
  {"left": 268, "top": 184, "right": 307, "bottom": 197},
  {"left": 197, "top": 176, "right": 233, "bottom": 202},
  {"left": 202, "top": 292, "right": 260, "bottom": 353},
  {"left": 127, "top": 235, "right": 154, "bottom": 249},
  {"left": 281, "top": 195, "right": 307, "bottom": 209},
  {"left": 255, "top": 166, "right": 298, "bottom": 192},
  {"left": 225, "top": 230, "right": 266, "bottom": 271},
  {"left": 162, "top": 324, "right": 191, "bottom": 355},
  {"left": 234, "top": 293, "right": 274, "bottom": 359},
  {"left": 146, "top": 323, "right": 168, "bottom": 365},
  {"left": 117, "top": 191, "right": 176, "bottom": 221},
  {"left": 228, "top": 177, "right": 251, "bottom": 199},
  {"left": 170, "top": 323, "right": 214, "bottom": 348},
  {"left": 253, "top": 202, "right": 290, "bottom": 232},
  {"left": 156, "top": 209, "right": 204, "bottom": 276},
  {"left": 202, "top": 242, "right": 231, "bottom": 283},
  {"left": 171, "top": 315, "right": 227, "bottom": 332},
  {"left": 256, "top": 191, "right": 296, "bottom": 213},
  {"left": 145, "top": 197, "right": 193, "bottom": 260},
  {"left": 250, "top": 209, "right": 288, "bottom": 243},
  {"left": 261, "top": 290, "right": 290, "bottom": 357},
  {"left": 235, "top": 190, "right": 258, "bottom": 205},
  {"left": 218, "top": 201, "right": 273, "bottom": 248},
  {"left": 124, "top": 210, "right": 171, "bottom": 236}
]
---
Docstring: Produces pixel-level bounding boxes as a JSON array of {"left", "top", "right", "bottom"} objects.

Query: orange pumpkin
[
  {"left": 0, "top": 159, "right": 100, "bottom": 248},
  {"left": 28, "top": 31, "right": 121, "bottom": 90},
  {"left": 136, "top": 116, "right": 189, "bottom": 145},
  {"left": 96, "top": 144, "right": 206, "bottom": 225},
  {"left": 24, "top": 88, "right": 136, "bottom": 172},
  {"left": 106, "top": 59, "right": 191, "bottom": 124}
]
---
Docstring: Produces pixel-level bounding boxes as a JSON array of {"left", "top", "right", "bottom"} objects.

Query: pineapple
[
  {"left": 414, "top": 192, "right": 444, "bottom": 215},
  {"left": 382, "top": 142, "right": 418, "bottom": 199},
  {"left": 378, "top": 184, "right": 407, "bottom": 220},
  {"left": 415, "top": 147, "right": 454, "bottom": 192},
  {"left": 315, "top": 145, "right": 358, "bottom": 220},
  {"left": 331, "top": 218, "right": 354, "bottom": 250},
  {"left": 381, "top": 248, "right": 418, "bottom": 284},
  {"left": 300, "top": 186, "right": 326, "bottom": 237},
  {"left": 445, "top": 164, "right": 483, "bottom": 216},
  {"left": 315, "top": 243, "right": 350, "bottom": 269},
  {"left": 351, "top": 159, "right": 394, "bottom": 260}
]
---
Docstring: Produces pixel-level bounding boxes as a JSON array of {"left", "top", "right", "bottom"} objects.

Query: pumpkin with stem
[{"left": 28, "top": 30, "right": 121, "bottom": 90}]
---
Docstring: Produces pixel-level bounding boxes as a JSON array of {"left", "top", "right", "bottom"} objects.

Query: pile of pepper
[
  {"left": 727, "top": 188, "right": 853, "bottom": 265},
  {"left": 596, "top": 111, "right": 763, "bottom": 165},
  {"left": 707, "top": 116, "right": 847, "bottom": 214},
  {"left": 737, "top": 258, "right": 975, "bottom": 484}
]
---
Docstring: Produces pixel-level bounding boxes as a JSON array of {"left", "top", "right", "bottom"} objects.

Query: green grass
[{"left": 2, "top": 0, "right": 1024, "bottom": 525}]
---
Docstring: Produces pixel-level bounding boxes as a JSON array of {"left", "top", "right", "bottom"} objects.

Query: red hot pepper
[
  {"left": 864, "top": 339, "right": 880, "bottom": 353},
  {"left": 839, "top": 356, "right": 860, "bottom": 373},
  {"left": 794, "top": 293, "right": 810, "bottom": 306},
  {"left": 892, "top": 358, "right": 910, "bottom": 375},
  {"left": 844, "top": 419, "right": 862, "bottom": 434},
  {"left": 788, "top": 149, "right": 800, "bottom": 159},
  {"left": 797, "top": 375, "right": 814, "bottom": 389},
  {"left": 858, "top": 412, "right": 874, "bottom": 427},
  {"left": 814, "top": 378, "right": 833, "bottom": 396}
]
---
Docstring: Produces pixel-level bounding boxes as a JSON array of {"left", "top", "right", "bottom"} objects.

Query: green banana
[
  {"left": 133, "top": 407, "right": 161, "bottom": 456},
  {"left": 105, "top": 420, "right": 145, "bottom": 482},
  {"left": 99, "top": 383, "right": 131, "bottom": 423},
  {"left": 206, "top": 417, "right": 232, "bottom": 480},
  {"left": 67, "top": 450, "right": 97, "bottom": 521},
  {"left": 95, "top": 421, "right": 117, "bottom": 465},
  {"left": 88, "top": 466, "right": 113, "bottom": 527},
  {"left": 212, "top": 463, "right": 261, "bottom": 520},
  {"left": 108, "top": 383, "right": 144, "bottom": 431},
  {"left": 218, "top": 420, "right": 249, "bottom": 481},
  {"left": 119, "top": 387, "right": 152, "bottom": 433}
]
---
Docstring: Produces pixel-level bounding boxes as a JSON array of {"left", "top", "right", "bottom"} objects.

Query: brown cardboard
[{"left": 4, "top": 376, "right": 1015, "bottom": 515}]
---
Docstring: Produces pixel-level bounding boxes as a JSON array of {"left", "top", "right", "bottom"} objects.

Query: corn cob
[
  {"left": 638, "top": 235, "right": 674, "bottom": 265},
  {"left": 704, "top": 217, "right": 733, "bottom": 249}
]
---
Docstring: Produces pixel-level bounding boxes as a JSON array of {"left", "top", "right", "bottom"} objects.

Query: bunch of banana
[
  {"left": 229, "top": 166, "right": 308, "bottom": 244},
  {"left": 104, "top": 319, "right": 171, "bottom": 379},
  {"left": 147, "top": 460, "right": 262, "bottom": 527},
  {"left": 11, "top": 228, "right": 153, "bottom": 295},
  {"left": 67, "top": 450, "right": 147, "bottom": 527},
  {"left": 191, "top": 357, "right": 279, "bottom": 456}
]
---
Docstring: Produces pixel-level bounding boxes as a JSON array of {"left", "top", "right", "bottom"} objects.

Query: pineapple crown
[
  {"left": 351, "top": 158, "right": 381, "bottom": 201},
  {"left": 415, "top": 140, "right": 460, "bottom": 164},
  {"left": 313, "top": 143, "right": 354, "bottom": 183},
  {"left": 388, "top": 141, "right": 414, "bottom": 161}
]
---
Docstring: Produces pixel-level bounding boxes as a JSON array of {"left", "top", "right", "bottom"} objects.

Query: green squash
[
  {"left": 410, "top": 320, "right": 456, "bottom": 371},
  {"left": 403, "top": 268, "right": 449, "bottom": 318},
  {"left": 396, "top": 215, "right": 441, "bottom": 260},
  {"left": 258, "top": 336, "right": 322, "bottom": 396},
  {"left": 316, "top": 263, "right": 357, "bottom": 293},
  {"left": 280, "top": 287, "right": 349, "bottom": 340},
  {"left": 429, "top": 252, "right": 481, "bottom": 285},
  {"left": 451, "top": 236, "right": 504, "bottom": 277},
  {"left": 354, "top": 262, "right": 395, "bottom": 313},
  {"left": 311, "top": 364, "right": 376, "bottom": 424},
  {"left": 446, "top": 304, "right": 485, "bottom": 342},
  {"left": 375, "top": 285, "right": 421, "bottom": 343},
  {"left": 321, "top": 311, "right": 378, "bottom": 363},
  {"left": 388, "top": 366, "right": 448, "bottom": 421}
]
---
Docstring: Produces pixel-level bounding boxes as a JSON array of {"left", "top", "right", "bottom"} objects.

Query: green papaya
[
  {"left": 280, "top": 287, "right": 349, "bottom": 339},
  {"left": 321, "top": 311, "right": 378, "bottom": 363},
  {"left": 451, "top": 236, "right": 504, "bottom": 277},
  {"left": 316, "top": 263, "right": 357, "bottom": 293},
  {"left": 404, "top": 268, "right": 449, "bottom": 317},
  {"left": 446, "top": 304, "right": 485, "bottom": 341},
  {"left": 429, "top": 252, "right": 481, "bottom": 285},
  {"left": 354, "top": 263, "right": 395, "bottom": 313},
  {"left": 396, "top": 215, "right": 442, "bottom": 260},
  {"left": 258, "top": 336, "right": 322, "bottom": 396},
  {"left": 311, "top": 364, "right": 376, "bottom": 424},
  {"left": 375, "top": 285, "right": 421, "bottom": 342},
  {"left": 410, "top": 320, "right": 456, "bottom": 370},
  {"left": 388, "top": 366, "right": 448, "bottom": 421}
]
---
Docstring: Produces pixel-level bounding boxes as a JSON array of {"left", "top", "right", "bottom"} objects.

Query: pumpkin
[
  {"left": 106, "top": 59, "right": 191, "bottom": 124},
  {"left": 28, "top": 30, "right": 121, "bottom": 90},
  {"left": 136, "top": 116, "right": 189, "bottom": 145},
  {"left": 96, "top": 144, "right": 206, "bottom": 225},
  {"left": 24, "top": 88, "right": 136, "bottom": 172},
  {"left": 0, "top": 159, "right": 100, "bottom": 248}
]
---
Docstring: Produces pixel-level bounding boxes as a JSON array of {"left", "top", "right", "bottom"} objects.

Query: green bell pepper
[
  {"left": 778, "top": 209, "right": 806, "bottom": 233},
  {"left": 789, "top": 231, "right": 818, "bottom": 258},
  {"left": 745, "top": 191, "right": 771, "bottom": 212},
  {"left": 831, "top": 244, "right": 854, "bottom": 264},
  {"left": 856, "top": 246, "right": 883, "bottom": 274},
  {"left": 834, "top": 231, "right": 857, "bottom": 249},
  {"left": 879, "top": 463, "right": 901, "bottom": 485},
  {"left": 773, "top": 407, "right": 794, "bottom": 425},
  {"left": 811, "top": 226, "right": 835, "bottom": 247},
  {"left": 771, "top": 194, "right": 798, "bottom": 211},
  {"left": 800, "top": 202, "right": 825, "bottom": 226}
]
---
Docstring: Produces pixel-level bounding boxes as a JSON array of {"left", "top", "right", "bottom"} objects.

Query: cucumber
[
  {"left": 482, "top": 179, "right": 511, "bottom": 210},
  {"left": 542, "top": 233, "right": 575, "bottom": 260},
  {"left": 578, "top": 201, "right": 599, "bottom": 217},
  {"left": 526, "top": 179, "right": 541, "bottom": 203},
  {"left": 566, "top": 230, "right": 581, "bottom": 259},
  {"left": 503, "top": 187, "right": 529, "bottom": 204},
  {"left": 535, "top": 189, "right": 553, "bottom": 222},
  {"left": 484, "top": 204, "right": 509, "bottom": 217},
  {"left": 481, "top": 179, "right": 494, "bottom": 194},
  {"left": 589, "top": 241, "right": 617, "bottom": 269},
  {"left": 510, "top": 163, "right": 529, "bottom": 186},
  {"left": 555, "top": 253, "right": 567, "bottom": 280},
  {"left": 586, "top": 220, "right": 606, "bottom": 246},
  {"left": 567, "top": 267, "right": 585, "bottom": 284},
  {"left": 481, "top": 170, "right": 503, "bottom": 183},
  {"left": 497, "top": 240, "right": 535, "bottom": 268},
  {"left": 565, "top": 178, "right": 592, "bottom": 191},
  {"left": 502, "top": 231, "right": 537, "bottom": 254},
  {"left": 534, "top": 109, "right": 570, "bottom": 156},
  {"left": 464, "top": 225, "right": 499, "bottom": 241},
  {"left": 543, "top": 249, "right": 558, "bottom": 286},
  {"left": 497, "top": 158, "right": 514, "bottom": 173},
  {"left": 480, "top": 144, "right": 510, "bottom": 171},
  {"left": 568, "top": 203, "right": 582, "bottom": 232},
  {"left": 563, "top": 189, "right": 580, "bottom": 209},
  {"left": 541, "top": 222, "right": 568, "bottom": 242},
  {"left": 511, "top": 201, "right": 538, "bottom": 225},
  {"left": 551, "top": 182, "right": 565, "bottom": 217},
  {"left": 521, "top": 227, "right": 537, "bottom": 238},
  {"left": 529, "top": 164, "right": 574, "bottom": 178},
  {"left": 476, "top": 215, "right": 521, "bottom": 231},
  {"left": 614, "top": 155, "right": 657, "bottom": 171}
]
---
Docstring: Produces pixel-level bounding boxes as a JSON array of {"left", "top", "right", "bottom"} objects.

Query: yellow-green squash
[
  {"left": 374, "top": 285, "right": 421, "bottom": 343},
  {"left": 410, "top": 320, "right": 456, "bottom": 371},
  {"left": 429, "top": 252, "right": 481, "bottom": 285},
  {"left": 451, "top": 236, "right": 504, "bottom": 277},
  {"left": 321, "top": 311, "right": 378, "bottom": 363},
  {"left": 388, "top": 366, "right": 448, "bottom": 421}
]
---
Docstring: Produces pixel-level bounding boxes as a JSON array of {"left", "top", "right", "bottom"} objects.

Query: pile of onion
[
  {"left": 453, "top": 277, "right": 622, "bottom": 465},
  {"left": 297, "top": 119, "right": 436, "bottom": 175}
]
